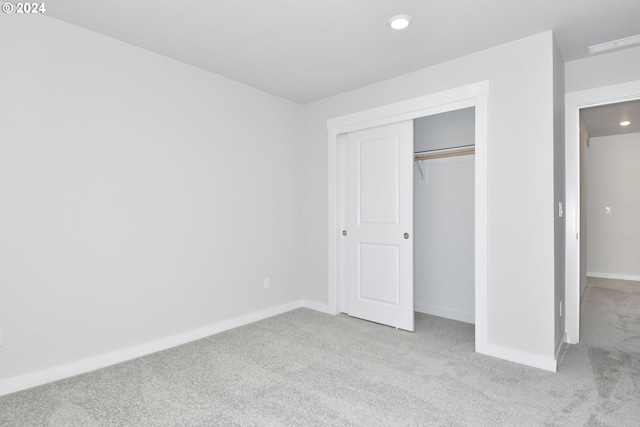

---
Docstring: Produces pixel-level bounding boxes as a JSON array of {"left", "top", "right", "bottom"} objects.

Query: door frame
[
  {"left": 564, "top": 79, "right": 640, "bottom": 344},
  {"left": 327, "top": 81, "right": 490, "bottom": 353}
]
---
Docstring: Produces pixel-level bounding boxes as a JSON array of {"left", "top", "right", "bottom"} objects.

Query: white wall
[
  {"left": 0, "top": 16, "right": 303, "bottom": 384},
  {"left": 414, "top": 108, "right": 475, "bottom": 152},
  {"left": 565, "top": 45, "right": 640, "bottom": 93},
  {"left": 302, "top": 32, "right": 560, "bottom": 363},
  {"left": 553, "top": 40, "right": 566, "bottom": 352},
  {"left": 586, "top": 133, "right": 640, "bottom": 280},
  {"left": 414, "top": 155, "right": 475, "bottom": 323}
]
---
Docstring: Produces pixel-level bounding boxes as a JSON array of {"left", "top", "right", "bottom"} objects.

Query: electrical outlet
[
  {"left": 0, "top": 327, "right": 4, "bottom": 346},
  {"left": 264, "top": 278, "right": 270, "bottom": 290}
]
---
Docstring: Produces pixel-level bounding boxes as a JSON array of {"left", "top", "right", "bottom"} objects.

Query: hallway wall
[{"left": 586, "top": 133, "right": 640, "bottom": 280}]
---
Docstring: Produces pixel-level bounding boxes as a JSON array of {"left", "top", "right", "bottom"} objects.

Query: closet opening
[{"left": 414, "top": 107, "right": 476, "bottom": 325}]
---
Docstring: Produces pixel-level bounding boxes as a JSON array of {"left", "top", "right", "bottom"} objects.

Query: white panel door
[{"left": 345, "top": 121, "right": 414, "bottom": 331}]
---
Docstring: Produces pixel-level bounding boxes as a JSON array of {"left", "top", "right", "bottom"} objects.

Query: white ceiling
[{"left": 47, "top": 0, "right": 640, "bottom": 104}]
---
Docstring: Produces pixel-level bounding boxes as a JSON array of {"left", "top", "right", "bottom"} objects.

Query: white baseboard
[
  {"left": 478, "top": 343, "right": 557, "bottom": 372},
  {"left": 556, "top": 333, "right": 567, "bottom": 361},
  {"left": 302, "top": 300, "right": 334, "bottom": 314},
  {"left": 415, "top": 303, "right": 475, "bottom": 324},
  {"left": 0, "top": 301, "right": 302, "bottom": 397},
  {"left": 587, "top": 272, "right": 640, "bottom": 282}
]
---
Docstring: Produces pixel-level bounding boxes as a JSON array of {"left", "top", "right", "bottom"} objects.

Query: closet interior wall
[{"left": 414, "top": 107, "right": 476, "bottom": 324}]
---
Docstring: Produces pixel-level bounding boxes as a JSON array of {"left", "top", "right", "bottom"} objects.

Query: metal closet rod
[{"left": 414, "top": 145, "right": 475, "bottom": 161}]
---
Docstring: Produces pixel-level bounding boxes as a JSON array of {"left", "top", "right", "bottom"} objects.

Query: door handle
[
  {"left": 404, "top": 232, "right": 410, "bottom": 239},
  {"left": 342, "top": 230, "right": 347, "bottom": 236}
]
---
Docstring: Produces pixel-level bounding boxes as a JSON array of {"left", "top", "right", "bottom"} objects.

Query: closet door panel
[
  {"left": 358, "top": 243, "right": 400, "bottom": 305},
  {"left": 358, "top": 136, "right": 399, "bottom": 224},
  {"left": 345, "top": 121, "right": 414, "bottom": 331}
]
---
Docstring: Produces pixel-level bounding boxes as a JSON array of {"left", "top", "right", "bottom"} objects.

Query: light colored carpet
[
  {"left": 1, "top": 284, "right": 639, "bottom": 426},
  {"left": 581, "top": 277, "right": 640, "bottom": 354}
]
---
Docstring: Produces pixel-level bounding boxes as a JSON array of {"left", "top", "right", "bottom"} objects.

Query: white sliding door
[{"left": 345, "top": 121, "right": 414, "bottom": 331}]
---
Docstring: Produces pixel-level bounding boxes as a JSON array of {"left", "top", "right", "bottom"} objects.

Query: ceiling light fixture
[
  {"left": 588, "top": 34, "right": 640, "bottom": 54},
  {"left": 389, "top": 15, "right": 411, "bottom": 30},
  {"left": 620, "top": 120, "right": 631, "bottom": 126}
]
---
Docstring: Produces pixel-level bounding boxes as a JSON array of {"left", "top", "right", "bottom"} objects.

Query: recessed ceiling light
[
  {"left": 588, "top": 34, "right": 640, "bottom": 54},
  {"left": 620, "top": 120, "right": 631, "bottom": 126},
  {"left": 389, "top": 15, "right": 411, "bottom": 31}
]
